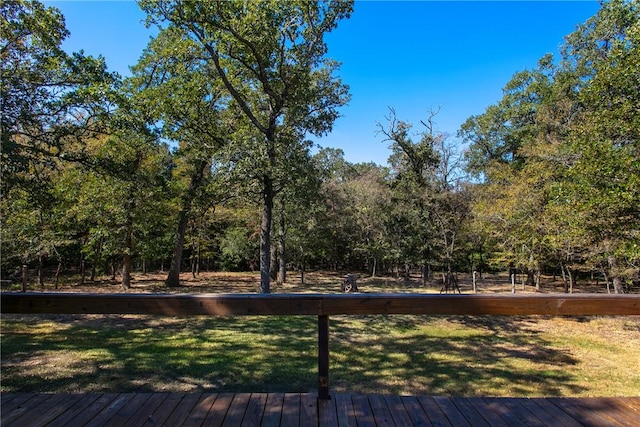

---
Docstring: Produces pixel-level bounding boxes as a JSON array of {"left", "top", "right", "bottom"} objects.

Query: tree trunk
[
  {"left": 165, "top": 160, "right": 208, "bottom": 288},
  {"left": 166, "top": 209, "right": 189, "bottom": 287},
  {"left": 54, "top": 261, "right": 62, "bottom": 290},
  {"left": 110, "top": 259, "right": 117, "bottom": 281},
  {"left": 560, "top": 262, "right": 569, "bottom": 293},
  {"left": 21, "top": 264, "right": 27, "bottom": 292},
  {"left": 608, "top": 255, "right": 624, "bottom": 294},
  {"left": 277, "top": 205, "right": 286, "bottom": 285},
  {"left": 91, "top": 236, "right": 103, "bottom": 282},
  {"left": 79, "top": 257, "right": 86, "bottom": 286},
  {"left": 122, "top": 209, "right": 133, "bottom": 290},
  {"left": 38, "top": 252, "right": 44, "bottom": 290},
  {"left": 122, "top": 253, "right": 132, "bottom": 290},
  {"left": 260, "top": 174, "right": 274, "bottom": 293}
]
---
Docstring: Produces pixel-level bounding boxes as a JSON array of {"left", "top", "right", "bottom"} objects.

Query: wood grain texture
[{"left": 3, "top": 292, "right": 639, "bottom": 316}]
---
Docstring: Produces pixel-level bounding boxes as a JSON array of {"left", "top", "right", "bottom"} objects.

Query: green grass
[{"left": 2, "top": 314, "right": 639, "bottom": 397}]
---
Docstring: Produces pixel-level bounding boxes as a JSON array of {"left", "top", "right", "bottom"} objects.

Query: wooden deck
[{"left": 2, "top": 392, "right": 639, "bottom": 426}]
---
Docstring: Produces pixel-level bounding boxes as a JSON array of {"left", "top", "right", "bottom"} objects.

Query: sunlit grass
[{"left": 2, "top": 314, "right": 638, "bottom": 397}]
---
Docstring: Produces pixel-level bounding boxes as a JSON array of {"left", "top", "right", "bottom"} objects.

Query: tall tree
[
  {"left": 139, "top": 0, "right": 352, "bottom": 292},
  {"left": 461, "top": 0, "right": 639, "bottom": 291},
  {"left": 378, "top": 108, "right": 441, "bottom": 281},
  {"left": 1, "top": 0, "right": 120, "bottom": 283},
  {"left": 130, "top": 25, "right": 235, "bottom": 287},
  {"left": 554, "top": 0, "right": 640, "bottom": 292}
]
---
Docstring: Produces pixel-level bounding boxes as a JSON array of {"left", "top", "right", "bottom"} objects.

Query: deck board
[
  {"left": 202, "top": 392, "right": 234, "bottom": 427},
  {"left": 2, "top": 393, "right": 639, "bottom": 426}
]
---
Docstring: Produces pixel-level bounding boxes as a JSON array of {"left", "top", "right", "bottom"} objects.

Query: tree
[
  {"left": 554, "top": 1, "right": 640, "bottom": 292},
  {"left": 139, "top": 0, "right": 352, "bottom": 292},
  {"left": 129, "top": 25, "right": 236, "bottom": 287},
  {"left": 461, "top": 0, "right": 639, "bottom": 292},
  {"left": 1, "top": 0, "right": 121, "bottom": 284},
  {"left": 378, "top": 108, "right": 448, "bottom": 282}
]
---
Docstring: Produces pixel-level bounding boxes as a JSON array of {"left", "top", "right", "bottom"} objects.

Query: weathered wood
[
  {"left": 318, "top": 394, "right": 339, "bottom": 426},
  {"left": 124, "top": 393, "right": 171, "bottom": 427},
  {"left": 0, "top": 292, "right": 323, "bottom": 316},
  {"left": 400, "top": 396, "right": 432, "bottom": 427},
  {"left": 300, "top": 393, "right": 319, "bottom": 426},
  {"left": 320, "top": 293, "right": 640, "bottom": 316},
  {"left": 241, "top": 393, "right": 268, "bottom": 427},
  {"left": 3, "top": 393, "right": 639, "bottom": 427},
  {"left": 318, "top": 314, "right": 330, "bottom": 400},
  {"left": 203, "top": 392, "right": 235, "bottom": 427},
  {"left": 280, "top": 393, "right": 301, "bottom": 427},
  {"left": 261, "top": 393, "right": 285, "bottom": 427},
  {"left": 3, "top": 292, "right": 639, "bottom": 316}
]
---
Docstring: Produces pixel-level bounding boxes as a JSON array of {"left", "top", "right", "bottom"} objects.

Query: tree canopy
[{"left": 2, "top": 0, "right": 638, "bottom": 294}]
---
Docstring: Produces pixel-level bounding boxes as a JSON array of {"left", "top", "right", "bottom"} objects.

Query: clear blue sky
[{"left": 46, "top": 1, "right": 601, "bottom": 166}]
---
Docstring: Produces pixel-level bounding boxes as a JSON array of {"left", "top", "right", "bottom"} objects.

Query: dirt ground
[{"left": 3, "top": 269, "right": 633, "bottom": 294}]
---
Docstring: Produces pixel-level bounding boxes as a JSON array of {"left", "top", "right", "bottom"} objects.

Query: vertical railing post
[{"left": 318, "top": 314, "right": 330, "bottom": 400}]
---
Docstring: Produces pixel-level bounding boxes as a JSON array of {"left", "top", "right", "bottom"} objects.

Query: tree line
[{"left": 2, "top": 0, "right": 638, "bottom": 293}]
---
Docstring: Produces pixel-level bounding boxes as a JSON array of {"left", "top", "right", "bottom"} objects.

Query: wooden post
[{"left": 318, "top": 315, "right": 330, "bottom": 400}]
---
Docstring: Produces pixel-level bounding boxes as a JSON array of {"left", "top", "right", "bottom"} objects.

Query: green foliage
[
  {"left": 463, "top": 0, "right": 639, "bottom": 291},
  {"left": 3, "top": 0, "right": 638, "bottom": 291}
]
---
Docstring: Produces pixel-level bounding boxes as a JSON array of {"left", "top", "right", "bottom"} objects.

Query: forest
[{"left": 2, "top": 0, "right": 639, "bottom": 294}]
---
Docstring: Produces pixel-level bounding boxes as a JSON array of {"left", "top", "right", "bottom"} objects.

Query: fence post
[{"left": 318, "top": 315, "right": 330, "bottom": 400}]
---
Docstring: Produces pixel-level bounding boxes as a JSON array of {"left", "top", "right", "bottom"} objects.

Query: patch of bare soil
[{"left": 4, "top": 270, "right": 636, "bottom": 294}]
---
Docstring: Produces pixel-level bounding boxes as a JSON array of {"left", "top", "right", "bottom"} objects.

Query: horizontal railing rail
[{"left": 3, "top": 292, "right": 639, "bottom": 399}]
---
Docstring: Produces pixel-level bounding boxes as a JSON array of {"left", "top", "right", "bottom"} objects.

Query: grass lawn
[{"left": 2, "top": 271, "right": 639, "bottom": 396}]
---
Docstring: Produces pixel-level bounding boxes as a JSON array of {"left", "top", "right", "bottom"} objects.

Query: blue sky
[{"left": 47, "top": 1, "right": 601, "bottom": 165}]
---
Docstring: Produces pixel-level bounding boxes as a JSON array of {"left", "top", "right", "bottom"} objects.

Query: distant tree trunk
[
  {"left": 122, "top": 253, "right": 132, "bottom": 290},
  {"left": 563, "top": 265, "right": 575, "bottom": 294},
  {"left": 195, "top": 242, "right": 200, "bottom": 276},
  {"left": 54, "top": 261, "right": 62, "bottom": 290},
  {"left": 122, "top": 208, "right": 133, "bottom": 290},
  {"left": 110, "top": 259, "right": 117, "bottom": 281},
  {"left": 21, "top": 264, "right": 27, "bottom": 292},
  {"left": 608, "top": 255, "right": 624, "bottom": 294},
  {"left": 91, "top": 236, "right": 103, "bottom": 282},
  {"left": 260, "top": 174, "right": 274, "bottom": 293},
  {"left": 277, "top": 203, "right": 286, "bottom": 285},
  {"left": 560, "top": 262, "right": 569, "bottom": 293},
  {"left": 78, "top": 235, "right": 87, "bottom": 286},
  {"left": 166, "top": 160, "right": 208, "bottom": 288},
  {"left": 421, "top": 264, "right": 430, "bottom": 286},
  {"left": 526, "top": 269, "right": 535, "bottom": 287},
  {"left": 190, "top": 238, "right": 197, "bottom": 279},
  {"left": 37, "top": 251, "right": 44, "bottom": 290},
  {"left": 79, "top": 257, "right": 86, "bottom": 286},
  {"left": 602, "top": 269, "right": 611, "bottom": 294},
  {"left": 166, "top": 208, "right": 189, "bottom": 287}
]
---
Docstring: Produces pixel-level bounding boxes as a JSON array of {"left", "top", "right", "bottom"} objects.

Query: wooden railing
[{"left": 3, "top": 292, "right": 639, "bottom": 399}]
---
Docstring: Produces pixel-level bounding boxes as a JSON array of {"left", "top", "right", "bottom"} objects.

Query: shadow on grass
[
  {"left": 328, "top": 315, "right": 582, "bottom": 396},
  {"left": 1, "top": 314, "right": 584, "bottom": 396}
]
